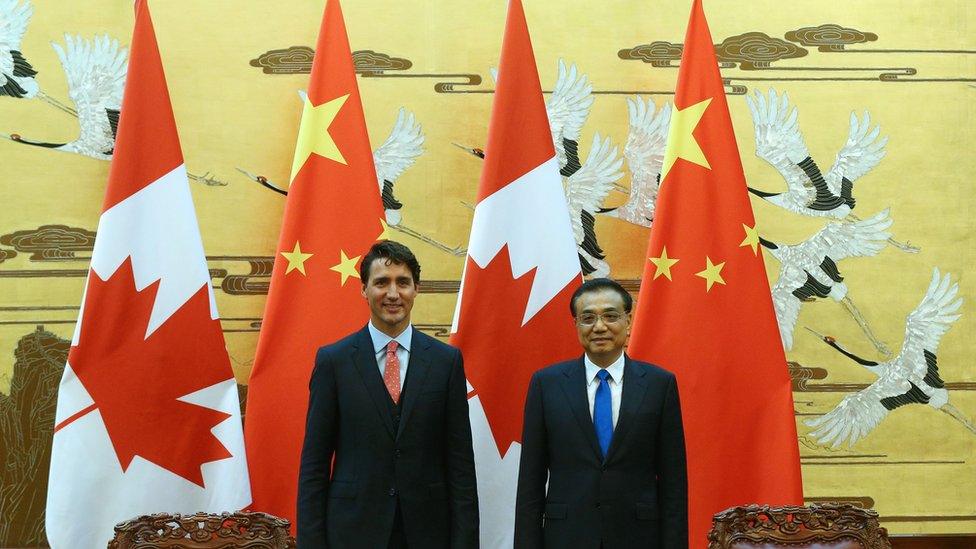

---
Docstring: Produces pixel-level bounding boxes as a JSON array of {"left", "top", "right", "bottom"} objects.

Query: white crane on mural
[
  {"left": 804, "top": 268, "right": 975, "bottom": 447},
  {"left": 598, "top": 96, "right": 671, "bottom": 227},
  {"left": 454, "top": 59, "right": 623, "bottom": 276},
  {"left": 4, "top": 34, "right": 125, "bottom": 159},
  {"left": 565, "top": 132, "right": 624, "bottom": 277},
  {"left": 238, "top": 103, "right": 465, "bottom": 255},
  {"left": 762, "top": 209, "right": 892, "bottom": 355},
  {"left": 0, "top": 0, "right": 37, "bottom": 98},
  {"left": 0, "top": 0, "right": 72, "bottom": 114},
  {"left": 1, "top": 32, "right": 224, "bottom": 185},
  {"left": 746, "top": 88, "right": 917, "bottom": 253}
]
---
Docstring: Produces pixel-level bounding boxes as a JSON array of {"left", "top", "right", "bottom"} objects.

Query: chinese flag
[
  {"left": 449, "top": 0, "right": 582, "bottom": 546},
  {"left": 244, "top": 0, "right": 386, "bottom": 528},
  {"left": 46, "top": 2, "right": 250, "bottom": 547},
  {"left": 627, "top": 0, "right": 803, "bottom": 546}
]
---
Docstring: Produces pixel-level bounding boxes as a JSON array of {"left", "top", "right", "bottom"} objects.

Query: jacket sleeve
[
  {"left": 514, "top": 371, "right": 547, "bottom": 549},
  {"left": 656, "top": 373, "right": 688, "bottom": 549},
  {"left": 446, "top": 348, "right": 480, "bottom": 548},
  {"left": 297, "top": 346, "right": 339, "bottom": 548}
]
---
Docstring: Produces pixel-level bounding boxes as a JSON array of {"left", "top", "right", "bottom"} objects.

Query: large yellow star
[
  {"left": 740, "top": 223, "right": 760, "bottom": 255},
  {"left": 661, "top": 97, "right": 712, "bottom": 181},
  {"left": 281, "top": 241, "right": 313, "bottom": 275},
  {"left": 330, "top": 249, "right": 361, "bottom": 286},
  {"left": 648, "top": 247, "right": 679, "bottom": 280},
  {"left": 290, "top": 93, "right": 350, "bottom": 181},
  {"left": 377, "top": 218, "right": 393, "bottom": 241},
  {"left": 695, "top": 256, "right": 726, "bottom": 292}
]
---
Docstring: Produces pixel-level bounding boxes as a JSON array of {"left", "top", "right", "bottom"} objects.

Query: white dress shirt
[
  {"left": 367, "top": 321, "right": 412, "bottom": 390},
  {"left": 584, "top": 352, "right": 625, "bottom": 429}
]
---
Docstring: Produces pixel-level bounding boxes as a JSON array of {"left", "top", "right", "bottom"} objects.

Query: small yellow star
[
  {"left": 740, "top": 223, "right": 760, "bottom": 255},
  {"left": 281, "top": 241, "right": 313, "bottom": 275},
  {"left": 661, "top": 97, "right": 712, "bottom": 181},
  {"left": 648, "top": 247, "right": 679, "bottom": 280},
  {"left": 330, "top": 249, "right": 361, "bottom": 286},
  {"left": 695, "top": 256, "right": 726, "bottom": 292},
  {"left": 291, "top": 93, "right": 350, "bottom": 181},
  {"left": 377, "top": 218, "right": 393, "bottom": 241}
]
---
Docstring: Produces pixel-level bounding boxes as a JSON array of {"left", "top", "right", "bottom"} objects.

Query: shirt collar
[
  {"left": 368, "top": 321, "right": 413, "bottom": 354},
  {"left": 584, "top": 352, "right": 625, "bottom": 385}
]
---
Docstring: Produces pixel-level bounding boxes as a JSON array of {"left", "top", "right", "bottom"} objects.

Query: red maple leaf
[
  {"left": 453, "top": 245, "right": 580, "bottom": 456},
  {"left": 67, "top": 258, "right": 235, "bottom": 487}
]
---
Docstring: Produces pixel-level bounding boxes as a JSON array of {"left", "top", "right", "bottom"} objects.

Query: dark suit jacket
[
  {"left": 514, "top": 355, "right": 688, "bottom": 549},
  {"left": 297, "top": 325, "right": 479, "bottom": 548}
]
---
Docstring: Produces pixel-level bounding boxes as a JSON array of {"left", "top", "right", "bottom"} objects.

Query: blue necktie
[{"left": 594, "top": 369, "right": 613, "bottom": 459}]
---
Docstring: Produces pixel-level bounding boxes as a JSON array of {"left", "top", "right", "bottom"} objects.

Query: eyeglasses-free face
[
  {"left": 573, "top": 288, "right": 631, "bottom": 365},
  {"left": 361, "top": 258, "right": 418, "bottom": 337}
]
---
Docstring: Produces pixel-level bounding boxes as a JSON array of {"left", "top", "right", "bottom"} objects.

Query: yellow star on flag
[
  {"left": 281, "top": 241, "right": 313, "bottom": 275},
  {"left": 661, "top": 97, "right": 712, "bottom": 181},
  {"left": 377, "top": 218, "right": 393, "bottom": 241},
  {"left": 290, "top": 93, "right": 350, "bottom": 181},
  {"left": 695, "top": 256, "right": 726, "bottom": 292},
  {"left": 330, "top": 249, "right": 361, "bottom": 286},
  {"left": 740, "top": 223, "right": 760, "bottom": 255},
  {"left": 649, "top": 247, "right": 679, "bottom": 280}
]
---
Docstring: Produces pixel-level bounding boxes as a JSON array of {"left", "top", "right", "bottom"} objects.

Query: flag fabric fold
[
  {"left": 45, "top": 1, "right": 250, "bottom": 547},
  {"left": 243, "top": 0, "right": 387, "bottom": 529},
  {"left": 627, "top": 0, "right": 804, "bottom": 546},
  {"left": 449, "top": 1, "right": 582, "bottom": 546}
]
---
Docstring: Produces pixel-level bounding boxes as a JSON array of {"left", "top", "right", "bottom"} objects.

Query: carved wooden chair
[
  {"left": 108, "top": 511, "right": 296, "bottom": 549},
  {"left": 707, "top": 503, "right": 892, "bottom": 548}
]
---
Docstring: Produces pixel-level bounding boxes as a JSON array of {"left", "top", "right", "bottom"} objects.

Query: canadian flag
[
  {"left": 45, "top": 2, "right": 250, "bottom": 547},
  {"left": 449, "top": 1, "right": 582, "bottom": 547}
]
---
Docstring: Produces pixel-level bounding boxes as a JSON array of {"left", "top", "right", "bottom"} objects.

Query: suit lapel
[
  {"left": 352, "top": 326, "right": 396, "bottom": 438},
  {"left": 396, "top": 329, "right": 431, "bottom": 440},
  {"left": 559, "top": 358, "right": 603, "bottom": 461},
  {"left": 605, "top": 356, "right": 649, "bottom": 462}
]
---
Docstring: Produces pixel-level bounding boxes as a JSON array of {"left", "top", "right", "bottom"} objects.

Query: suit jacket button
[
  {"left": 389, "top": 488, "right": 396, "bottom": 497},
  {"left": 395, "top": 449, "right": 402, "bottom": 458},
  {"left": 595, "top": 502, "right": 601, "bottom": 508}
]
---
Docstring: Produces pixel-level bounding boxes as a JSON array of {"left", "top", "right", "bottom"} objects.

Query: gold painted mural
[{"left": 1, "top": 0, "right": 973, "bottom": 545}]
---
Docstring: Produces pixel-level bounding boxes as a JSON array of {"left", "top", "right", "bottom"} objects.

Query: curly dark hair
[{"left": 360, "top": 240, "right": 421, "bottom": 284}]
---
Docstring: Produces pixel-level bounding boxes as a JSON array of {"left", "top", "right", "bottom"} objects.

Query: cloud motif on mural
[
  {"left": 248, "top": 45, "right": 315, "bottom": 74},
  {"left": 617, "top": 33, "right": 808, "bottom": 70},
  {"left": 353, "top": 49, "right": 413, "bottom": 74},
  {"left": 616, "top": 41, "right": 684, "bottom": 67},
  {"left": 785, "top": 24, "right": 879, "bottom": 52},
  {"left": 0, "top": 248, "right": 16, "bottom": 263},
  {"left": 249, "top": 46, "right": 412, "bottom": 75},
  {"left": 715, "top": 32, "right": 808, "bottom": 69},
  {"left": 0, "top": 225, "right": 95, "bottom": 261}
]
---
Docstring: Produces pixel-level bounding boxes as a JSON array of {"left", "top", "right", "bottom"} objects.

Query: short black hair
[
  {"left": 360, "top": 240, "right": 421, "bottom": 284},
  {"left": 569, "top": 278, "right": 633, "bottom": 316}
]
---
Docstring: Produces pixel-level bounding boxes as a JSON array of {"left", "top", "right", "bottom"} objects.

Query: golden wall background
[{"left": 1, "top": 0, "right": 973, "bottom": 544}]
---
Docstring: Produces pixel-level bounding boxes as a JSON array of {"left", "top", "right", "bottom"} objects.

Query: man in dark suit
[
  {"left": 514, "top": 278, "right": 688, "bottom": 549},
  {"left": 298, "top": 240, "right": 479, "bottom": 548}
]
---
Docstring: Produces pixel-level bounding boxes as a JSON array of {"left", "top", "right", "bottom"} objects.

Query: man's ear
[{"left": 361, "top": 283, "right": 368, "bottom": 299}]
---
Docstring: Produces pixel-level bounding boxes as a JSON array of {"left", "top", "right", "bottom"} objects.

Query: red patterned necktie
[{"left": 384, "top": 340, "right": 401, "bottom": 404}]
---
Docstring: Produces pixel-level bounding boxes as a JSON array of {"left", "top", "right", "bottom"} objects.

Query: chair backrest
[
  {"left": 108, "top": 511, "right": 296, "bottom": 549},
  {"left": 707, "top": 503, "right": 892, "bottom": 549}
]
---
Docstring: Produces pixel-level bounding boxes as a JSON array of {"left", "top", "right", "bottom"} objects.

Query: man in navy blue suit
[
  {"left": 298, "top": 240, "right": 479, "bottom": 548},
  {"left": 514, "top": 278, "right": 688, "bottom": 549}
]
